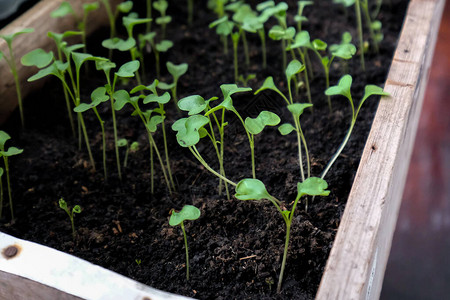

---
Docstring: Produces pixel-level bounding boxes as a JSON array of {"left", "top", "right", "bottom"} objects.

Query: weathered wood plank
[
  {"left": 0, "top": 0, "right": 121, "bottom": 125},
  {"left": 315, "top": 0, "right": 446, "bottom": 299},
  {"left": 0, "top": 232, "right": 192, "bottom": 300}
]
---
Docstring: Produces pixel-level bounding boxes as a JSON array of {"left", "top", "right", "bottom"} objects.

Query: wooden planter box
[{"left": 0, "top": 0, "right": 445, "bottom": 299}]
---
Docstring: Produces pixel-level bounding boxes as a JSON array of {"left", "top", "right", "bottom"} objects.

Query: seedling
[
  {"left": 51, "top": 1, "right": 99, "bottom": 54},
  {"left": 114, "top": 83, "right": 174, "bottom": 194},
  {"left": 322, "top": 74, "right": 389, "bottom": 179},
  {"left": 118, "top": 139, "right": 140, "bottom": 168},
  {"left": 0, "top": 131, "right": 23, "bottom": 221},
  {"left": 153, "top": 0, "right": 171, "bottom": 39},
  {"left": 95, "top": 59, "right": 141, "bottom": 181},
  {"left": 157, "top": 62, "right": 188, "bottom": 106},
  {"left": 74, "top": 87, "right": 110, "bottom": 180},
  {"left": 138, "top": 32, "right": 173, "bottom": 79},
  {"left": 256, "top": 60, "right": 311, "bottom": 182},
  {"left": 58, "top": 198, "right": 81, "bottom": 240},
  {"left": 235, "top": 177, "right": 330, "bottom": 293},
  {"left": 295, "top": 1, "right": 313, "bottom": 32},
  {"left": 208, "top": 0, "right": 230, "bottom": 54},
  {"left": 244, "top": 111, "right": 280, "bottom": 178},
  {"left": 169, "top": 205, "right": 201, "bottom": 280},
  {"left": 100, "top": 0, "right": 133, "bottom": 58},
  {"left": 0, "top": 28, "right": 34, "bottom": 128}
]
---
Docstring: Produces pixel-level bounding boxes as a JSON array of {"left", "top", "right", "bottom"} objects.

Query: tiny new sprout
[
  {"left": 158, "top": 61, "right": 188, "bottom": 106},
  {"left": 59, "top": 198, "right": 81, "bottom": 240},
  {"left": 51, "top": 1, "right": 99, "bottom": 54},
  {"left": 322, "top": 74, "right": 389, "bottom": 179},
  {"left": 244, "top": 111, "right": 280, "bottom": 178},
  {"left": 118, "top": 139, "right": 140, "bottom": 168},
  {"left": 74, "top": 87, "right": 110, "bottom": 180},
  {"left": 169, "top": 205, "right": 201, "bottom": 280},
  {"left": 153, "top": 0, "right": 171, "bottom": 39},
  {"left": 235, "top": 177, "right": 330, "bottom": 293},
  {"left": 0, "top": 131, "right": 23, "bottom": 221},
  {"left": 0, "top": 28, "right": 34, "bottom": 128}
]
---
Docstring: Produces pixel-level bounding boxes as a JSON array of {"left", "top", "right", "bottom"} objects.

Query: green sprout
[
  {"left": 100, "top": 0, "right": 133, "bottom": 58},
  {"left": 153, "top": 0, "right": 171, "bottom": 39},
  {"left": 295, "top": 1, "right": 313, "bottom": 32},
  {"left": 169, "top": 205, "right": 201, "bottom": 280},
  {"left": 235, "top": 177, "right": 330, "bottom": 293},
  {"left": 115, "top": 82, "right": 174, "bottom": 194},
  {"left": 58, "top": 198, "right": 81, "bottom": 240},
  {"left": 95, "top": 59, "right": 141, "bottom": 181},
  {"left": 208, "top": 0, "right": 230, "bottom": 54},
  {"left": 0, "top": 28, "right": 34, "bottom": 128},
  {"left": 256, "top": 60, "right": 311, "bottom": 182},
  {"left": 139, "top": 32, "right": 173, "bottom": 79},
  {"left": 187, "top": 0, "right": 194, "bottom": 25},
  {"left": 118, "top": 139, "right": 140, "bottom": 168},
  {"left": 102, "top": 15, "right": 151, "bottom": 85},
  {"left": 51, "top": 1, "right": 99, "bottom": 54},
  {"left": 244, "top": 111, "right": 280, "bottom": 178},
  {"left": 322, "top": 74, "right": 389, "bottom": 179},
  {"left": 0, "top": 131, "right": 23, "bottom": 221},
  {"left": 74, "top": 87, "right": 110, "bottom": 180},
  {"left": 160, "top": 62, "right": 189, "bottom": 106}
]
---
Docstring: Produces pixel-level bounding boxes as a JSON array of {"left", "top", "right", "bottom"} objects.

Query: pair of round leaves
[
  {"left": 169, "top": 205, "right": 201, "bottom": 226},
  {"left": 0, "top": 131, "right": 23, "bottom": 157},
  {"left": 172, "top": 115, "right": 209, "bottom": 147},
  {"left": 235, "top": 177, "right": 330, "bottom": 201},
  {"left": 244, "top": 111, "right": 280, "bottom": 135}
]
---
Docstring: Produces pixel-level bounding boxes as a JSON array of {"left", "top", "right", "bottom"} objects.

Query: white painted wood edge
[
  {"left": 315, "top": 0, "right": 446, "bottom": 299},
  {"left": 0, "top": 232, "right": 193, "bottom": 300}
]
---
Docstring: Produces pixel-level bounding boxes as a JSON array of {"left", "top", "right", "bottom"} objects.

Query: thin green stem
[
  {"left": 250, "top": 135, "right": 256, "bottom": 179},
  {"left": 3, "top": 158, "right": 13, "bottom": 221},
  {"left": 241, "top": 30, "right": 250, "bottom": 67},
  {"left": 294, "top": 119, "right": 305, "bottom": 182},
  {"left": 147, "top": 0, "right": 152, "bottom": 33},
  {"left": 149, "top": 138, "right": 154, "bottom": 193},
  {"left": 149, "top": 132, "right": 172, "bottom": 194},
  {"left": 355, "top": 0, "right": 366, "bottom": 71},
  {"left": 297, "top": 121, "right": 310, "bottom": 179},
  {"left": 181, "top": 222, "right": 190, "bottom": 280},
  {"left": 277, "top": 221, "right": 291, "bottom": 293},
  {"left": 361, "top": 0, "right": 379, "bottom": 53},
  {"left": 161, "top": 119, "right": 176, "bottom": 191},
  {"left": 187, "top": 0, "right": 193, "bottom": 26},
  {"left": 298, "top": 50, "right": 312, "bottom": 104},
  {"left": 93, "top": 108, "right": 107, "bottom": 180},
  {"left": 233, "top": 38, "right": 239, "bottom": 83},
  {"left": 70, "top": 214, "right": 76, "bottom": 240},
  {"left": 6, "top": 45, "right": 24, "bottom": 128},
  {"left": 189, "top": 147, "right": 236, "bottom": 187},
  {"left": 258, "top": 29, "right": 267, "bottom": 69}
]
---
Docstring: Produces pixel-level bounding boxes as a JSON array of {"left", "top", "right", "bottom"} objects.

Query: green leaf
[
  {"left": 0, "top": 28, "right": 34, "bottom": 45},
  {"left": 312, "top": 39, "right": 327, "bottom": 51},
  {"left": 102, "top": 37, "right": 136, "bottom": 51},
  {"left": 153, "top": 0, "right": 168, "bottom": 13},
  {"left": 28, "top": 62, "right": 63, "bottom": 82},
  {"left": 0, "top": 131, "right": 11, "bottom": 148},
  {"left": 297, "top": 177, "right": 330, "bottom": 197},
  {"left": 244, "top": 111, "right": 280, "bottom": 135},
  {"left": 130, "top": 142, "right": 139, "bottom": 151},
  {"left": 287, "top": 30, "right": 311, "bottom": 50},
  {"left": 361, "top": 85, "right": 390, "bottom": 104},
  {"left": 83, "top": 2, "right": 99, "bottom": 14},
  {"left": 73, "top": 205, "right": 81, "bottom": 214},
  {"left": 325, "top": 74, "right": 352, "bottom": 101},
  {"left": 155, "top": 40, "right": 173, "bottom": 52},
  {"left": 47, "top": 31, "right": 82, "bottom": 45},
  {"left": 235, "top": 178, "right": 272, "bottom": 201},
  {"left": 330, "top": 44, "right": 356, "bottom": 60},
  {"left": 278, "top": 123, "right": 296, "bottom": 135},
  {"left": 254, "top": 77, "right": 282, "bottom": 95},
  {"left": 73, "top": 103, "right": 93, "bottom": 113},
  {"left": 173, "top": 115, "right": 209, "bottom": 147},
  {"left": 209, "top": 16, "right": 228, "bottom": 28},
  {"left": 21, "top": 49, "right": 54, "bottom": 68},
  {"left": 0, "top": 168, "right": 3, "bottom": 177},
  {"left": 256, "top": 1, "right": 275, "bottom": 12},
  {"left": 1, "top": 147, "right": 23, "bottom": 157},
  {"left": 169, "top": 205, "right": 201, "bottom": 226},
  {"left": 157, "top": 81, "right": 175, "bottom": 90},
  {"left": 115, "top": 60, "right": 140, "bottom": 77},
  {"left": 117, "top": 139, "right": 128, "bottom": 147},
  {"left": 91, "top": 87, "right": 109, "bottom": 105},
  {"left": 146, "top": 115, "right": 164, "bottom": 133},
  {"left": 268, "top": 25, "right": 295, "bottom": 40},
  {"left": 113, "top": 90, "right": 131, "bottom": 110},
  {"left": 220, "top": 84, "right": 252, "bottom": 99},
  {"left": 95, "top": 60, "right": 116, "bottom": 73},
  {"left": 156, "top": 16, "right": 172, "bottom": 25},
  {"left": 285, "top": 60, "right": 304, "bottom": 83},
  {"left": 287, "top": 103, "right": 313, "bottom": 117},
  {"left": 178, "top": 95, "right": 207, "bottom": 115},
  {"left": 143, "top": 92, "right": 171, "bottom": 105},
  {"left": 166, "top": 62, "right": 188, "bottom": 81},
  {"left": 51, "top": 2, "right": 75, "bottom": 18},
  {"left": 118, "top": 1, "right": 133, "bottom": 13},
  {"left": 123, "top": 16, "right": 152, "bottom": 35},
  {"left": 71, "top": 52, "right": 93, "bottom": 73},
  {"left": 59, "top": 198, "right": 68, "bottom": 210}
]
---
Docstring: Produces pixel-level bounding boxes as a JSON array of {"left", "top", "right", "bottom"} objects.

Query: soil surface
[{"left": 0, "top": 0, "right": 408, "bottom": 299}]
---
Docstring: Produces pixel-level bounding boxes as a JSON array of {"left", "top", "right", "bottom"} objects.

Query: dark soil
[{"left": 0, "top": 0, "right": 408, "bottom": 299}]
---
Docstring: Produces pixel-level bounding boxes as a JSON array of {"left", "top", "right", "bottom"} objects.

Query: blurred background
[{"left": 381, "top": 0, "right": 450, "bottom": 299}]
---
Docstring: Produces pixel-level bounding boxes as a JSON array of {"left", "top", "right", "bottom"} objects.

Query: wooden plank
[
  {"left": 0, "top": 0, "right": 121, "bottom": 125},
  {"left": 0, "top": 232, "right": 192, "bottom": 300},
  {"left": 315, "top": 0, "right": 446, "bottom": 299}
]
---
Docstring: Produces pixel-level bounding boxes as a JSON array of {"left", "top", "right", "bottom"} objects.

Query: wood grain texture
[
  {"left": 0, "top": 0, "right": 121, "bottom": 125},
  {"left": 315, "top": 0, "right": 446, "bottom": 299}
]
